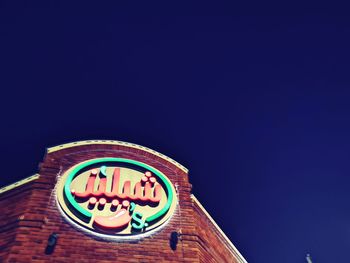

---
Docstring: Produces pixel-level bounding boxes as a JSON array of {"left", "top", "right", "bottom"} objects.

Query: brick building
[{"left": 0, "top": 140, "right": 247, "bottom": 262}]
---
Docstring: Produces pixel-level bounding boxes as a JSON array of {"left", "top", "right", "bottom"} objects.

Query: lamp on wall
[
  {"left": 170, "top": 231, "right": 179, "bottom": 250},
  {"left": 45, "top": 233, "right": 58, "bottom": 255}
]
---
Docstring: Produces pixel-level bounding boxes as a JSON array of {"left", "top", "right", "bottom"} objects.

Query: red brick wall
[{"left": 0, "top": 143, "right": 243, "bottom": 262}]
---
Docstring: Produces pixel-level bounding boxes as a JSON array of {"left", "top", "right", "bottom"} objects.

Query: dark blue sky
[{"left": 1, "top": 2, "right": 350, "bottom": 262}]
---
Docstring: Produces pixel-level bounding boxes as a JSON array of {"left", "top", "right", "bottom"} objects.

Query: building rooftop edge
[
  {"left": 47, "top": 140, "right": 188, "bottom": 173},
  {"left": 191, "top": 194, "right": 248, "bottom": 263},
  {"left": 0, "top": 174, "right": 40, "bottom": 195}
]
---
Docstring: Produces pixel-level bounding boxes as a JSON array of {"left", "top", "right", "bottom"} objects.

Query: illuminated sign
[{"left": 56, "top": 158, "right": 177, "bottom": 239}]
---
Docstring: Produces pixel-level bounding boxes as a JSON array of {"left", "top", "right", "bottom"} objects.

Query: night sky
[{"left": 1, "top": 2, "right": 350, "bottom": 262}]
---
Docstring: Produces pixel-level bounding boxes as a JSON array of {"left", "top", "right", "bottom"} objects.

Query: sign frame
[{"left": 56, "top": 157, "right": 178, "bottom": 240}]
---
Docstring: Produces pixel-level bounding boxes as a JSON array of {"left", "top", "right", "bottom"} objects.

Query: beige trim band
[
  {"left": 47, "top": 140, "right": 188, "bottom": 173},
  {"left": 191, "top": 194, "right": 248, "bottom": 263},
  {"left": 0, "top": 174, "right": 40, "bottom": 195}
]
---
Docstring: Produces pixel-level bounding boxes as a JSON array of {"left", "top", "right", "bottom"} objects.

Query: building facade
[{"left": 0, "top": 140, "right": 246, "bottom": 262}]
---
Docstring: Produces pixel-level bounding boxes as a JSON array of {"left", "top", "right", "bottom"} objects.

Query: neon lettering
[{"left": 73, "top": 168, "right": 162, "bottom": 204}]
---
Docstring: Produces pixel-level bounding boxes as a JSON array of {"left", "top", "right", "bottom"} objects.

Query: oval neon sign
[{"left": 56, "top": 158, "right": 177, "bottom": 239}]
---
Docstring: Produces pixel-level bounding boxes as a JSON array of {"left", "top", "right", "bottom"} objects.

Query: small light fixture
[
  {"left": 45, "top": 233, "right": 58, "bottom": 255},
  {"left": 170, "top": 231, "right": 179, "bottom": 250}
]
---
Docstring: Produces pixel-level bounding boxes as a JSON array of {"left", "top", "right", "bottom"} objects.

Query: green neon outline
[{"left": 64, "top": 158, "right": 174, "bottom": 224}]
